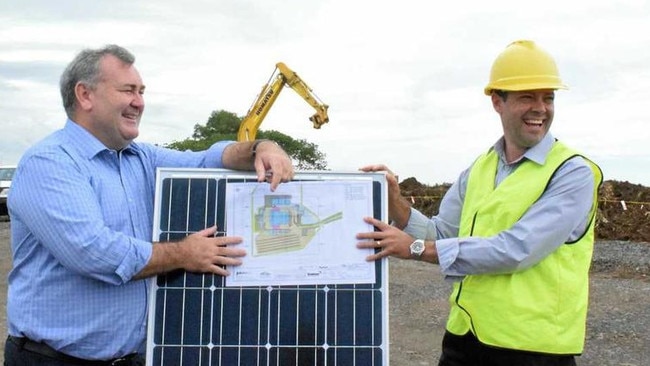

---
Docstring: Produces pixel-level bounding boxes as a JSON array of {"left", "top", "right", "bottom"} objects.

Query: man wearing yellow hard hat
[{"left": 359, "top": 40, "right": 603, "bottom": 365}]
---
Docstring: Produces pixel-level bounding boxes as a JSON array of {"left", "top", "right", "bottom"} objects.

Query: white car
[{"left": 0, "top": 165, "right": 16, "bottom": 216}]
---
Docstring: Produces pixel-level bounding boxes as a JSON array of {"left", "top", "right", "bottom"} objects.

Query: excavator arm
[{"left": 237, "top": 62, "right": 329, "bottom": 142}]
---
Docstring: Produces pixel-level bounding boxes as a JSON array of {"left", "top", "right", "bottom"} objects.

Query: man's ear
[
  {"left": 491, "top": 93, "right": 502, "bottom": 114},
  {"left": 75, "top": 82, "right": 93, "bottom": 111}
]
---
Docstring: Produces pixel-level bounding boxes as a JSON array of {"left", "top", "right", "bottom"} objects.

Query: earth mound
[{"left": 399, "top": 178, "right": 650, "bottom": 243}]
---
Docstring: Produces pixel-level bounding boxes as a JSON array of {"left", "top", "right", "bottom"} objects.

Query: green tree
[
  {"left": 165, "top": 109, "right": 328, "bottom": 170},
  {"left": 256, "top": 130, "right": 327, "bottom": 170}
]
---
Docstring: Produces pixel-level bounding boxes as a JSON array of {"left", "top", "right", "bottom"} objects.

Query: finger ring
[{"left": 376, "top": 240, "right": 382, "bottom": 247}]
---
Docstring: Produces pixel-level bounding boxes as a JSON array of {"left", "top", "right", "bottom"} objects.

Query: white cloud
[{"left": 1, "top": 0, "right": 649, "bottom": 186}]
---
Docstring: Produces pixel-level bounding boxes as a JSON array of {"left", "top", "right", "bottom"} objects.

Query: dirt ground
[
  {"left": 1, "top": 219, "right": 649, "bottom": 365},
  {"left": 2, "top": 179, "right": 649, "bottom": 365},
  {"left": 389, "top": 251, "right": 650, "bottom": 366},
  {"left": 389, "top": 178, "right": 650, "bottom": 365}
]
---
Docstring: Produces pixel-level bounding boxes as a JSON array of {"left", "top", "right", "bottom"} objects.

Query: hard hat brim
[{"left": 484, "top": 83, "right": 569, "bottom": 96}]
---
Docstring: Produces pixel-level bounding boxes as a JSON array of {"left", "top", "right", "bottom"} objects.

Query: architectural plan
[{"left": 225, "top": 180, "right": 375, "bottom": 286}]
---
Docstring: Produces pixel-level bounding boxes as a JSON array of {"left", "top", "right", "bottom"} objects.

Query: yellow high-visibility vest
[{"left": 446, "top": 140, "right": 602, "bottom": 354}]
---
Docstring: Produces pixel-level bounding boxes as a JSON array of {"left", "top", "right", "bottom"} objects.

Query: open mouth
[
  {"left": 123, "top": 113, "right": 139, "bottom": 122},
  {"left": 524, "top": 119, "right": 543, "bottom": 127}
]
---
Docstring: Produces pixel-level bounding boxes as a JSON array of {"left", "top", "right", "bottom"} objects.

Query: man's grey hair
[{"left": 59, "top": 45, "right": 135, "bottom": 118}]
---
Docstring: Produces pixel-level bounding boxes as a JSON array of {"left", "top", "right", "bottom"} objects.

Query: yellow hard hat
[{"left": 484, "top": 40, "right": 568, "bottom": 95}]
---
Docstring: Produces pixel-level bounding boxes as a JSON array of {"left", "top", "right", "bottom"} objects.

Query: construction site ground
[
  {"left": 0, "top": 179, "right": 649, "bottom": 365},
  {"left": 390, "top": 178, "right": 650, "bottom": 365}
]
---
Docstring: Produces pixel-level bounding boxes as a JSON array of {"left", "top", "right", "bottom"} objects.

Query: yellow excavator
[{"left": 237, "top": 62, "right": 329, "bottom": 141}]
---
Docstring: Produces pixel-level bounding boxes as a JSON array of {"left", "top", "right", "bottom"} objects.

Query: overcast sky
[{"left": 1, "top": 0, "right": 649, "bottom": 186}]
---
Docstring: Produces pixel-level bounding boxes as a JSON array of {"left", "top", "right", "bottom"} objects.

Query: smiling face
[
  {"left": 75, "top": 54, "right": 145, "bottom": 150},
  {"left": 491, "top": 89, "right": 555, "bottom": 162}
]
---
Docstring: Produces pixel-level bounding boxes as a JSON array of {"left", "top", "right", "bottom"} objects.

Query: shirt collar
[
  {"left": 493, "top": 132, "right": 555, "bottom": 166},
  {"left": 63, "top": 119, "right": 139, "bottom": 159}
]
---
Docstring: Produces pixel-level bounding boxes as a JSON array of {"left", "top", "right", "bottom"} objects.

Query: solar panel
[{"left": 147, "top": 168, "right": 389, "bottom": 366}]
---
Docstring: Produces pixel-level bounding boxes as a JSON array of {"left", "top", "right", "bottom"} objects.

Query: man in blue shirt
[
  {"left": 358, "top": 40, "right": 602, "bottom": 365},
  {"left": 5, "top": 44, "right": 294, "bottom": 365}
]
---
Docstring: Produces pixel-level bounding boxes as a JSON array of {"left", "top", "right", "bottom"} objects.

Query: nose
[
  {"left": 531, "top": 96, "right": 547, "bottom": 113},
  {"left": 131, "top": 92, "right": 144, "bottom": 110}
]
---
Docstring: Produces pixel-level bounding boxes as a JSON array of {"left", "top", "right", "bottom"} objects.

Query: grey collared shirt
[{"left": 404, "top": 133, "right": 596, "bottom": 279}]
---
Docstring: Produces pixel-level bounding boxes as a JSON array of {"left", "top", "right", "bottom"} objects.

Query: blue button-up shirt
[
  {"left": 7, "top": 120, "right": 232, "bottom": 359},
  {"left": 405, "top": 133, "right": 596, "bottom": 279}
]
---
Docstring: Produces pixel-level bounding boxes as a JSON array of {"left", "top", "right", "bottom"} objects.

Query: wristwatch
[{"left": 409, "top": 239, "right": 425, "bottom": 259}]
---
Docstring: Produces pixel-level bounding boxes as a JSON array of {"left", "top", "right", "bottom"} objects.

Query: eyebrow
[{"left": 121, "top": 83, "right": 146, "bottom": 92}]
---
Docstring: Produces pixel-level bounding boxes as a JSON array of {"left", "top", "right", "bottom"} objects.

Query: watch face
[{"left": 410, "top": 239, "right": 425, "bottom": 256}]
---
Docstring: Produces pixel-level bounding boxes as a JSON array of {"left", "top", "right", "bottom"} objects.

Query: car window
[{"left": 0, "top": 168, "right": 16, "bottom": 180}]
